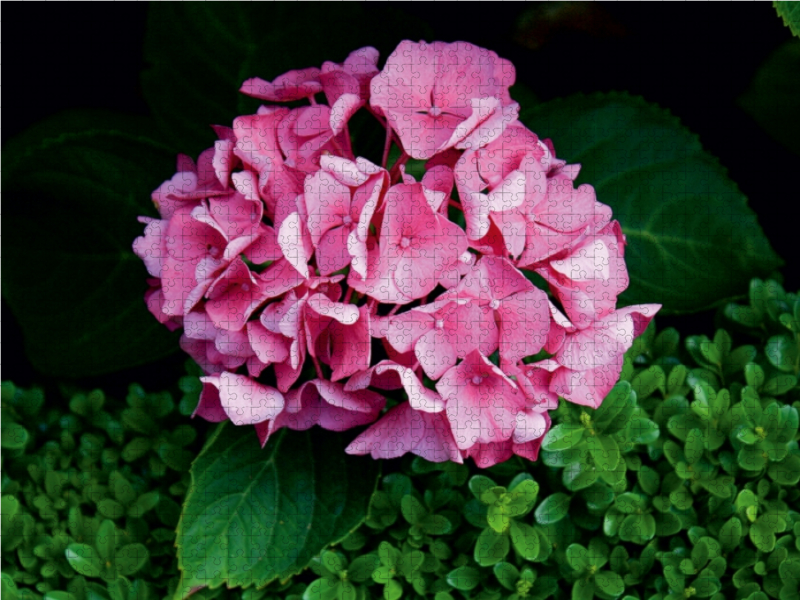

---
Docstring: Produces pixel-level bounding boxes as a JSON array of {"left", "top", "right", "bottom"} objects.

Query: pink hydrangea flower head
[
  {"left": 371, "top": 41, "right": 519, "bottom": 160},
  {"left": 135, "top": 39, "right": 660, "bottom": 468}
]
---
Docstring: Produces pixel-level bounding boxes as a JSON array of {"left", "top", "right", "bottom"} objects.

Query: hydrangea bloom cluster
[{"left": 134, "top": 41, "right": 660, "bottom": 467}]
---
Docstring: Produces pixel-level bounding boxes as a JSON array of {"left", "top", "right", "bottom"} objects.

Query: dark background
[{"left": 4, "top": 2, "right": 797, "bottom": 393}]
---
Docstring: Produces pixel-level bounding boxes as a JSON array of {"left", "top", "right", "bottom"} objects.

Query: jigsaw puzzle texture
[{"left": 133, "top": 40, "right": 660, "bottom": 468}]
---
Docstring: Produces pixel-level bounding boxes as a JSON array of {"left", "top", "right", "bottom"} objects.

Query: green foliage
[
  {"left": 774, "top": 1, "right": 800, "bottom": 38},
  {"left": 0, "top": 364, "right": 289, "bottom": 600},
  {"left": 175, "top": 423, "right": 380, "bottom": 594},
  {"left": 740, "top": 39, "right": 800, "bottom": 158},
  {"left": 5, "top": 279, "right": 800, "bottom": 600},
  {"left": 520, "top": 93, "right": 782, "bottom": 314},
  {"left": 1, "top": 111, "right": 181, "bottom": 377},
  {"left": 289, "top": 277, "right": 800, "bottom": 600}
]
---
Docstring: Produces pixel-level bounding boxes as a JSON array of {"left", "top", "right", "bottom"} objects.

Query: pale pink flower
[
  {"left": 344, "top": 360, "right": 445, "bottom": 413},
  {"left": 240, "top": 67, "right": 323, "bottom": 103},
  {"left": 546, "top": 303, "right": 661, "bottom": 407},
  {"left": 383, "top": 298, "right": 497, "bottom": 380},
  {"left": 454, "top": 124, "right": 549, "bottom": 244},
  {"left": 278, "top": 105, "right": 352, "bottom": 173},
  {"left": 320, "top": 47, "right": 380, "bottom": 134},
  {"left": 151, "top": 148, "right": 229, "bottom": 221},
  {"left": 372, "top": 183, "right": 468, "bottom": 302},
  {"left": 533, "top": 221, "right": 629, "bottom": 329},
  {"left": 449, "top": 256, "right": 550, "bottom": 363},
  {"left": 371, "top": 41, "right": 519, "bottom": 160},
  {"left": 436, "top": 350, "right": 527, "bottom": 450},
  {"left": 304, "top": 156, "right": 387, "bottom": 276},
  {"left": 517, "top": 173, "right": 612, "bottom": 268},
  {"left": 233, "top": 107, "right": 304, "bottom": 220}
]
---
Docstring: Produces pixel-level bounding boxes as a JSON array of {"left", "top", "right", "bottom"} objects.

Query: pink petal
[
  {"left": 217, "top": 372, "right": 285, "bottom": 426},
  {"left": 278, "top": 212, "right": 311, "bottom": 278}
]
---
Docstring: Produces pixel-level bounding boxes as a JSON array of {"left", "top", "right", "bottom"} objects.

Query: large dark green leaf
[
  {"left": 142, "top": 4, "right": 431, "bottom": 156},
  {"left": 521, "top": 93, "right": 782, "bottom": 314},
  {"left": 740, "top": 40, "right": 800, "bottom": 156},
  {"left": 2, "top": 111, "right": 180, "bottom": 376},
  {"left": 176, "top": 424, "right": 380, "bottom": 594},
  {"left": 774, "top": 1, "right": 800, "bottom": 38}
]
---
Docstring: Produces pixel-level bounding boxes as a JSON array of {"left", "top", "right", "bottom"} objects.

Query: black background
[{"left": 3, "top": 2, "right": 798, "bottom": 393}]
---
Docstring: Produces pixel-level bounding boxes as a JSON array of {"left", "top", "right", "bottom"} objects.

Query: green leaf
[
  {"left": 66, "top": 544, "right": 103, "bottom": 578},
  {"left": 142, "top": 4, "right": 430, "bottom": 155},
  {"left": 628, "top": 418, "right": 660, "bottom": 445},
  {"left": 506, "top": 480, "right": 539, "bottom": 516},
  {"left": 684, "top": 429, "right": 705, "bottom": 465},
  {"left": 487, "top": 505, "right": 511, "bottom": 534},
  {"left": 586, "top": 435, "right": 621, "bottom": 472},
  {"left": 750, "top": 517, "right": 778, "bottom": 552},
  {"left": 768, "top": 454, "right": 800, "bottom": 486},
  {"left": 348, "top": 555, "right": 380, "bottom": 583},
  {"left": 95, "top": 520, "right": 116, "bottom": 562},
  {"left": 564, "top": 460, "right": 600, "bottom": 492},
  {"left": 2, "top": 111, "right": 181, "bottom": 376},
  {"left": 304, "top": 578, "right": 339, "bottom": 600},
  {"left": 400, "top": 495, "right": 427, "bottom": 525},
  {"left": 593, "top": 382, "right": 633, "bottom": 434},
  {"left": 474, "top": 527, "right": 509, "bottom": 567},
  {"left": 534, "top": 493, "right": 571, "bottom": 525},
  {"left": 618, "top": 514, "right": 657, "bottom": 545},
  {"left": 509, "top": 521, "right": 540, "bottom": 562},
  {"left": 383, "top": 579, "right": 403, "bottom": 600},
  {"left": 572, "top": 580, "right": 594, "bottom": 600},
  {"left": 446, "top": 566, "right": 480, "bottom": 591},
  {"left": 719, "top": 517, "right": 743, "bottom": 553},
  {"left": 566, "top": 544, "right": 589, "bottom": 572},
  {"left": 521, "top": 93, "right": 781, "bottom": 313},
  {"left": 746, "top": 32, "right": 800, "bottom": 149},
  {"left": 1, "top": 422, "right": 29, "bottom": 450},
  {"left": 321, "top": 551, "right": 345, "bottom": 576},
  {"left": 493, "top": 562, "right": 520, "bottom": 591},
  {"left": 115, "top": 544, "right": 148, "bottom": 577},
  {"left": 593, "top": 571, "right": 625, "bottom": 598},
  {"left": 542, "top": 423, "right": 586, "bottom": 451},
  {"left": 765, "top": 334, "right": 799, "bottom": 373},
  {"left": 469, "top": 475, "right": 497, "bottom": 503},
  {"left": 631, "top": 366, "right": 666, "bottom": 400},
  {"left": 176, "top": 424, "right": 379, "bottom": 592}
]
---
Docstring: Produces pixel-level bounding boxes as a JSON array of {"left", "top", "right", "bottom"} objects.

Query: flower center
[
  {"left": 208, "top": 245, "right": 220, "bottom": 257},
  {"left": 472, "top": 375, "right": 484, "bottom": 386},
  {"left": 241, "top": 283, "right": 250, "bottom": 292},
  {"left": 400, "top": 236, "right": 412, "bottom": 248},
  {"left": 489, "top": 299, "right": 501, "bottom": 310},
  {"left": 435, "top": 319, "right": 445, "bottom": 330},
  {"left": 342, "top": 214, "right": 353, "bottom": 226},
  {"left": 429, "top": 105, "right": 443, "bottom": 118}
]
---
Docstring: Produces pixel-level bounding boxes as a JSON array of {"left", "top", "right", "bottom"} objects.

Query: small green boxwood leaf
[
  {"left": 509, "top": 520, "right": 541, "bottom": 562},
  {"left": 66, "top": 544, "right": 102, "bottom": 578},
  {"left": 474, "top": 527, "right": 509, "bottom": 567},
  {"left": 115, "top": 544, "right": 148, "bottom": 577},
  {"left": 446, "top": 566, "right": 480, "bottom": 591},
  {"left": 542, "top": 423, "right": 586, "bottom": 451},
  {"left": 534, "top": 493, "right": 571, "bottom": 525}
]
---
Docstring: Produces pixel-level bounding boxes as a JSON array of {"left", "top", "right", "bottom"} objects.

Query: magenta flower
[{"left": 135, "top": 39, "right": 660, "bottom": 467}]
